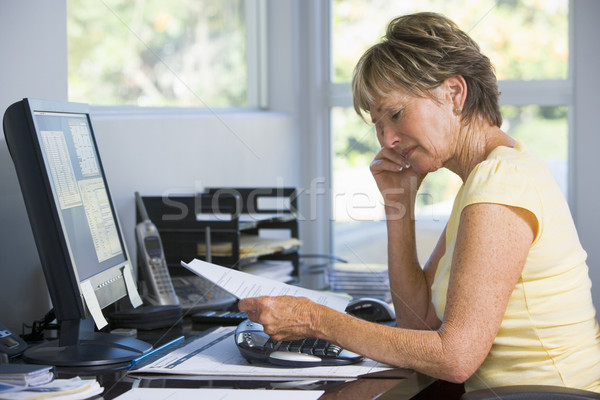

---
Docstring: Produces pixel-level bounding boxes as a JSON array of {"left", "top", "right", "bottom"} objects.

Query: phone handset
[{"left": 135, "top": 192, "right": 179, "bottom": 306}]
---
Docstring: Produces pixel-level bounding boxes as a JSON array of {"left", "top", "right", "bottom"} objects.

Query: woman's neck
[{"left": 446, "top": 119, "right": 514, "bottom": 182}]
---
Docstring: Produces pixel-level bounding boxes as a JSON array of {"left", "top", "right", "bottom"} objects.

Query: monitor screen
[
  {"left": 3, "top": 98, "right": 151, "bottom": 367},
  {"left": 34, "top": 110, "right": 127, "bottom": 282}
]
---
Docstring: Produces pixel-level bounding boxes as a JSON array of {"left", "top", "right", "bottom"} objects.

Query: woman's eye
[{"left": 390, "top": 110, "right": 403, "bottom": 121}]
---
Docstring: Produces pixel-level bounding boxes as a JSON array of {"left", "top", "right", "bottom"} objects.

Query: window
[
  {"left": 67, "top": 0, "right": 260, "bottom": 107},
  {"left": 330, "top": 0, "right": 569, "bottom": 264}
]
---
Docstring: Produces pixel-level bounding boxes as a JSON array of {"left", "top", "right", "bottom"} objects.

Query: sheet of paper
[
  {"left": 80, "top": 280, "right": 108, "bottom": 330},
  {"left": 114, "top": 388, "right": 324, "bottom": 400},
  {"left": 181, "top": 259, "right": 349, "bottom": 312},
  {"left": 133, "top": 326, "right": 391, "bottom": 379},
  {"left": 122, "top": 265, "right": 143, "bottom": 308}
]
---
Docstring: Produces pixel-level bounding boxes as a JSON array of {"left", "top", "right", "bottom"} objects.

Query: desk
[{"left": 48, "top": 319, "right": 464, "bottom": 400}]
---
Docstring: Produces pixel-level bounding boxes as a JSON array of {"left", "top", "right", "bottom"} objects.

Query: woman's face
[{"left": 369, "top": 87, "right": 457, "bottom": 175}]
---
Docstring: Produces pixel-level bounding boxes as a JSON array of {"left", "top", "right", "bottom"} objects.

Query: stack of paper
[
  {"left": 197, "top": 235, "right": 301, "bottom": 259},
  {"left": 0, "top": 364, "right": 54, "bottom": 387},
  {"left": 327, "top": 263, "right": 392, "bottom": 302},
  {"left": 0, "top": 377, "right": 102, "bottom": 400},
  {"left": 240, "top": 260, "right": 294, "bottom": 283}
]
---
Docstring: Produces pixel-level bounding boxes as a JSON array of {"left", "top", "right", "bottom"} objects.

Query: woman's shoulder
[
  {"left": 468, "top": 140, "right": 550, "bottom": 186},
  {"left": 459, "top": 141, "right": 550, "bottom": 223},
  {"left": 488, "top": 140, "right": 542, "bottom": 166}
]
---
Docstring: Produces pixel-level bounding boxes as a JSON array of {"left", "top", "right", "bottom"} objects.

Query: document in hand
[{"left": 181, "top": 259, "right": 349, "bottom": 312}]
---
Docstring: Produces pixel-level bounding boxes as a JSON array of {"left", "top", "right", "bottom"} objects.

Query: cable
[
  {"left": 299, "top": 254, "right": 348, "bottom": 263},
  {"left": 20, "top": 308, "right": 57, "bottom": 342}
]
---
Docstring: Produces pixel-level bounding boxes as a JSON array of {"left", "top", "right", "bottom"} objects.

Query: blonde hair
[{"left": 352, "top": 12, "right": 502, "bottom": 127}]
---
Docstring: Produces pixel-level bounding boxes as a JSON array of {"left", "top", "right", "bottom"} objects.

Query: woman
[{"left": 239, "top": 12, "right": 600, "bottom": 392}]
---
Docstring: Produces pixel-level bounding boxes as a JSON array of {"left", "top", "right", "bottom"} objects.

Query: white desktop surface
[
  {"left": 132, "top": 326, "right": 392, "bottom": 380},
  {"left": 114, "top": 388, "right": 324, "bottom": 400}
]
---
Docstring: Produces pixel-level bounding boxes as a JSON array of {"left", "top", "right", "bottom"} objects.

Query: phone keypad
[{"left": 150, "top": 258, "right": 176, "bottom": 295}]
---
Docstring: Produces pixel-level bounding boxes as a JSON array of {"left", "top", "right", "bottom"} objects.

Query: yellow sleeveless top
[{"left": 431, "top": 141, "right": 600, "bottom": 392}]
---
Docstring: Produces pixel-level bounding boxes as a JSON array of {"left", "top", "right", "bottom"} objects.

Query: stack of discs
[{"left": 327, "top": 263, "right": 391, "bottom": 302}]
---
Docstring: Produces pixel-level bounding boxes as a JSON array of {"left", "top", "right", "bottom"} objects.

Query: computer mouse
[{"left": 345, "top": 298, "right": 396, "bottom": 323}]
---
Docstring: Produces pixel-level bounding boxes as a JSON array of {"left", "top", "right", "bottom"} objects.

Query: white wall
[
  {"left": 0, "top": 0, "right": 68, "bottom": 334},
  {"left": 92, "top": 110, "right": 300, "bottom": 268}
]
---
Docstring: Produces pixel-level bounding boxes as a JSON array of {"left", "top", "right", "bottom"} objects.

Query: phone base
[{"left": 109, "top": 304, "right": 183, "bottom": 330}]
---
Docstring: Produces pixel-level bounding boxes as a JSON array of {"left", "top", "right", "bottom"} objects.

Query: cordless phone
[{"left": 135, "top": 192, "right": 180, "bottom": 306}]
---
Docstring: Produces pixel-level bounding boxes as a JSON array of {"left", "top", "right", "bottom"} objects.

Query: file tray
[{"left": 138, "top": 188, "right": 300, "bottom": 277}]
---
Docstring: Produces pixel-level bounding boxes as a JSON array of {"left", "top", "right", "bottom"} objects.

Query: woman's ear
[{"left": 444, "top": 75, "right": 467, "bottom": 113}]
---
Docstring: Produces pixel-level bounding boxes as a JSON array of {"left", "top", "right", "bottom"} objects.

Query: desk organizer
[{"left": 137, "top": 187, "right": 301, "bottom": 278}]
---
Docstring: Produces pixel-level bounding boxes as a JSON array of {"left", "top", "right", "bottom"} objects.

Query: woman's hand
[
  {"left": 370, "top": 146, "right": 425, "bottom": 211},
  {"left": 237, "top": 296, "right": 320, "bottom": 341}
]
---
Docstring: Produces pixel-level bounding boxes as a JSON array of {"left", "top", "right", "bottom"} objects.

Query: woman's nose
[{"left": 381, "top": 126, "right": 400, "bottom": 149}]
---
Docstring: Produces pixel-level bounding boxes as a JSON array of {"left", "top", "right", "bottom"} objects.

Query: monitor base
[{"left": 23, "top": 332, "right": 152, "bottom": 367}]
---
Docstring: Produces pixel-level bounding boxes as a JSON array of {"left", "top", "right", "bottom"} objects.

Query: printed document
[
  {"left": 132, "top": 326, "right": 391, "bottom": 379},
  {"left": 181, "top": 259, "right": 349, "bottom": 312},
  {"left": 114, "top": 388, "right": 324, "bottom": 400}
]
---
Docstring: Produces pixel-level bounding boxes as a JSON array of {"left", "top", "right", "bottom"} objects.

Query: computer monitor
[{"left": 2, "top": 98, "right": 151, "bottom": 367}]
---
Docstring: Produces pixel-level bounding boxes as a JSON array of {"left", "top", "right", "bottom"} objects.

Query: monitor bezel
[{"left": 4, "top": 98, "right": 133, "bottom": 324}]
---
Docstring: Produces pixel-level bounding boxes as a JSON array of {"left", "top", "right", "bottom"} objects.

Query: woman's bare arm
[{"left": 240, "top": 202, "right": 536, "bottom": 383}]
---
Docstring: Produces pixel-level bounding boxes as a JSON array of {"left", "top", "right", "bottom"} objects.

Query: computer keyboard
[
  {"left": 171, "top": 275, "right": 237, "bottom": 312},
  {"left": 235, "top": 319, "right": 363, "bottom": 367},
  {"left": 191, "top": 310, "right": 248, "bottom": 328}
]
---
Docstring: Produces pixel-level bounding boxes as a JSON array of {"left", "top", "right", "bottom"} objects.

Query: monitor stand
[{"left": 23, "top": 317, "right": 152, "bottom": 367}]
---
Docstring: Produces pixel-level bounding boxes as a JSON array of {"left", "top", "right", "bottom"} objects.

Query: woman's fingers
[
  {"left": 238, "top": 296, "right": 317, "bottom": 341},
  {"left": 370, "top": 157, "right": 411, "bottom": 174},
  {"left": 238, "top": 297, "right": 264, "bottom": 321},
  {"left": 373, "top": 147, "right": 411, "bottom": 170}
]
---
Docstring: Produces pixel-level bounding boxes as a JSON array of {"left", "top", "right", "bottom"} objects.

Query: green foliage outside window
[
  {"left": 333, "top": 0, "right": 568, "bottom": 82},
  {"left": 68, "top": 0, "right": 246, "bottom": 107}
]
